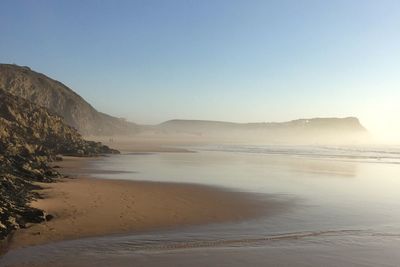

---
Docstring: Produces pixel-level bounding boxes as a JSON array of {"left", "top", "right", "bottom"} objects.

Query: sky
[{"left": 1, "top": 0, "right": 399, "bottom": 143}]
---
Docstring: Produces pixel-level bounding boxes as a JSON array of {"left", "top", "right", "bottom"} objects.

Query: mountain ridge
[
  {"left": 155, "top": 117, "right": 368, "bottom": 144},
  {"left": 160, "top": 117, "right": 365, "bottom": 128}
]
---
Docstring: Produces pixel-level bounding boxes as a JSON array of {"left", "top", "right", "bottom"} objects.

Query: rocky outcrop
[
  {"left": 0, "top": 88, "right": 119, "bottom": 241},
  {"left": 0, "top": 64, "right": 139, "bottom": 136}
]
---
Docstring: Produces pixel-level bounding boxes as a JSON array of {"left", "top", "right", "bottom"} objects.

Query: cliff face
[
  {"left": 0, "top": 89, "right": 118, "bottom": 241},
  {"left": 0, "top": 64, "right": 138, "bottom": 136}
]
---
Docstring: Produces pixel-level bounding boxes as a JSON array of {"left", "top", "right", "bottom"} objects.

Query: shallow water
[{"left": 2, "top": 145, "right": 400, "bottom": 266}]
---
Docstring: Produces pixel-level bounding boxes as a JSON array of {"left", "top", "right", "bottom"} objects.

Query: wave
[
  {"left": 196, "top": 145, "right": 400, "bottom": 164},
  {"left": 121, "top": 229, "right": 367, "bottom": 252}
]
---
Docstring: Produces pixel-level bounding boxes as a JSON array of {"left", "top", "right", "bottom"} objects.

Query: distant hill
[
  {"left": 156, "top": 118, "right": 369, "bottom": 144},
  {"left": 159, "top": 118, "right": 367, "bottom": 132},
  {"left": 0, "top": 64, "right": 138, "bottom": 136}
]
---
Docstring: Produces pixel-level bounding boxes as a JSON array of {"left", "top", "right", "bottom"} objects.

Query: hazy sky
[{"left": 1, "top": 0, "right": 399, "bottom": 142}]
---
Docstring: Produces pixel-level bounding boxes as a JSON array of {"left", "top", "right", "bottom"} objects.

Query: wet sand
[{"left": 8, "top": 157, "right": 271, "bottom": 250}]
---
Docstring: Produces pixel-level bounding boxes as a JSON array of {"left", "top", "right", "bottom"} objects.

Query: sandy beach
[{"left": 7, "top": 156, "right": 271, "bottom": 250}]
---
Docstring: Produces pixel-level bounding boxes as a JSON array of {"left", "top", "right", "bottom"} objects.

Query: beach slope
[{"left": 9, "top": 158, "right": 277, "bottom": 250}]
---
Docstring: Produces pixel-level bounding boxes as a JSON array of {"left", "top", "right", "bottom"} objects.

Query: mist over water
[
  {"left": 2, "top": 1, "right": 400, "bottom": 266},
  {"left": 3, "top": 144, "right": 400, "bottom": 266}
]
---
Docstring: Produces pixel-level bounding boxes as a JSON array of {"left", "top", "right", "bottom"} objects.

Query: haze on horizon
[{"left": 1, "top": 0, "right": 399, "bottom": 143}]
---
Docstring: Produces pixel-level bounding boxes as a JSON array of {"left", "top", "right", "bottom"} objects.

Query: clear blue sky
[{"left": 1, "top": 0, "right": 399, "bottom": 142}]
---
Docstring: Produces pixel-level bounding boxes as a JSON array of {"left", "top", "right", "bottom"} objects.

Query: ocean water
[{"left": 2, "top": 145, "right": 400, "bottom": 266}]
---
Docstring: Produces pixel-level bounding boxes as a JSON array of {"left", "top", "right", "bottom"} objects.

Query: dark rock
[
  {"left": 45, "top": 214, "right": 54, "bottom": 221},
  {"left": 20, "top": 208, "right": 46, "bottom": 224}
]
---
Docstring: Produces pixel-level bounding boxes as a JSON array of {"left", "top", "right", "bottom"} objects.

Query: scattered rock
[{"left": 45, "top": 214, "right": 54, "bottom": 221}]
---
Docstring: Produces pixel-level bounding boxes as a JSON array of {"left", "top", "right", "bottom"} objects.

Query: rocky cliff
[
  {"left": 0, "top": 64, "right": 138, "bottom": 136},
  {"left": 0, "top": 88, "right": 119, "bottom": 242}
]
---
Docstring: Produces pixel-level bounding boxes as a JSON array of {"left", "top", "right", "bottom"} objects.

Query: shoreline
[
  {"left": 85, "top": 137, "right": 195, "bottom": 153},
  {"left": 6, "top": 156, "right": 279, "bottom": 251}
]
